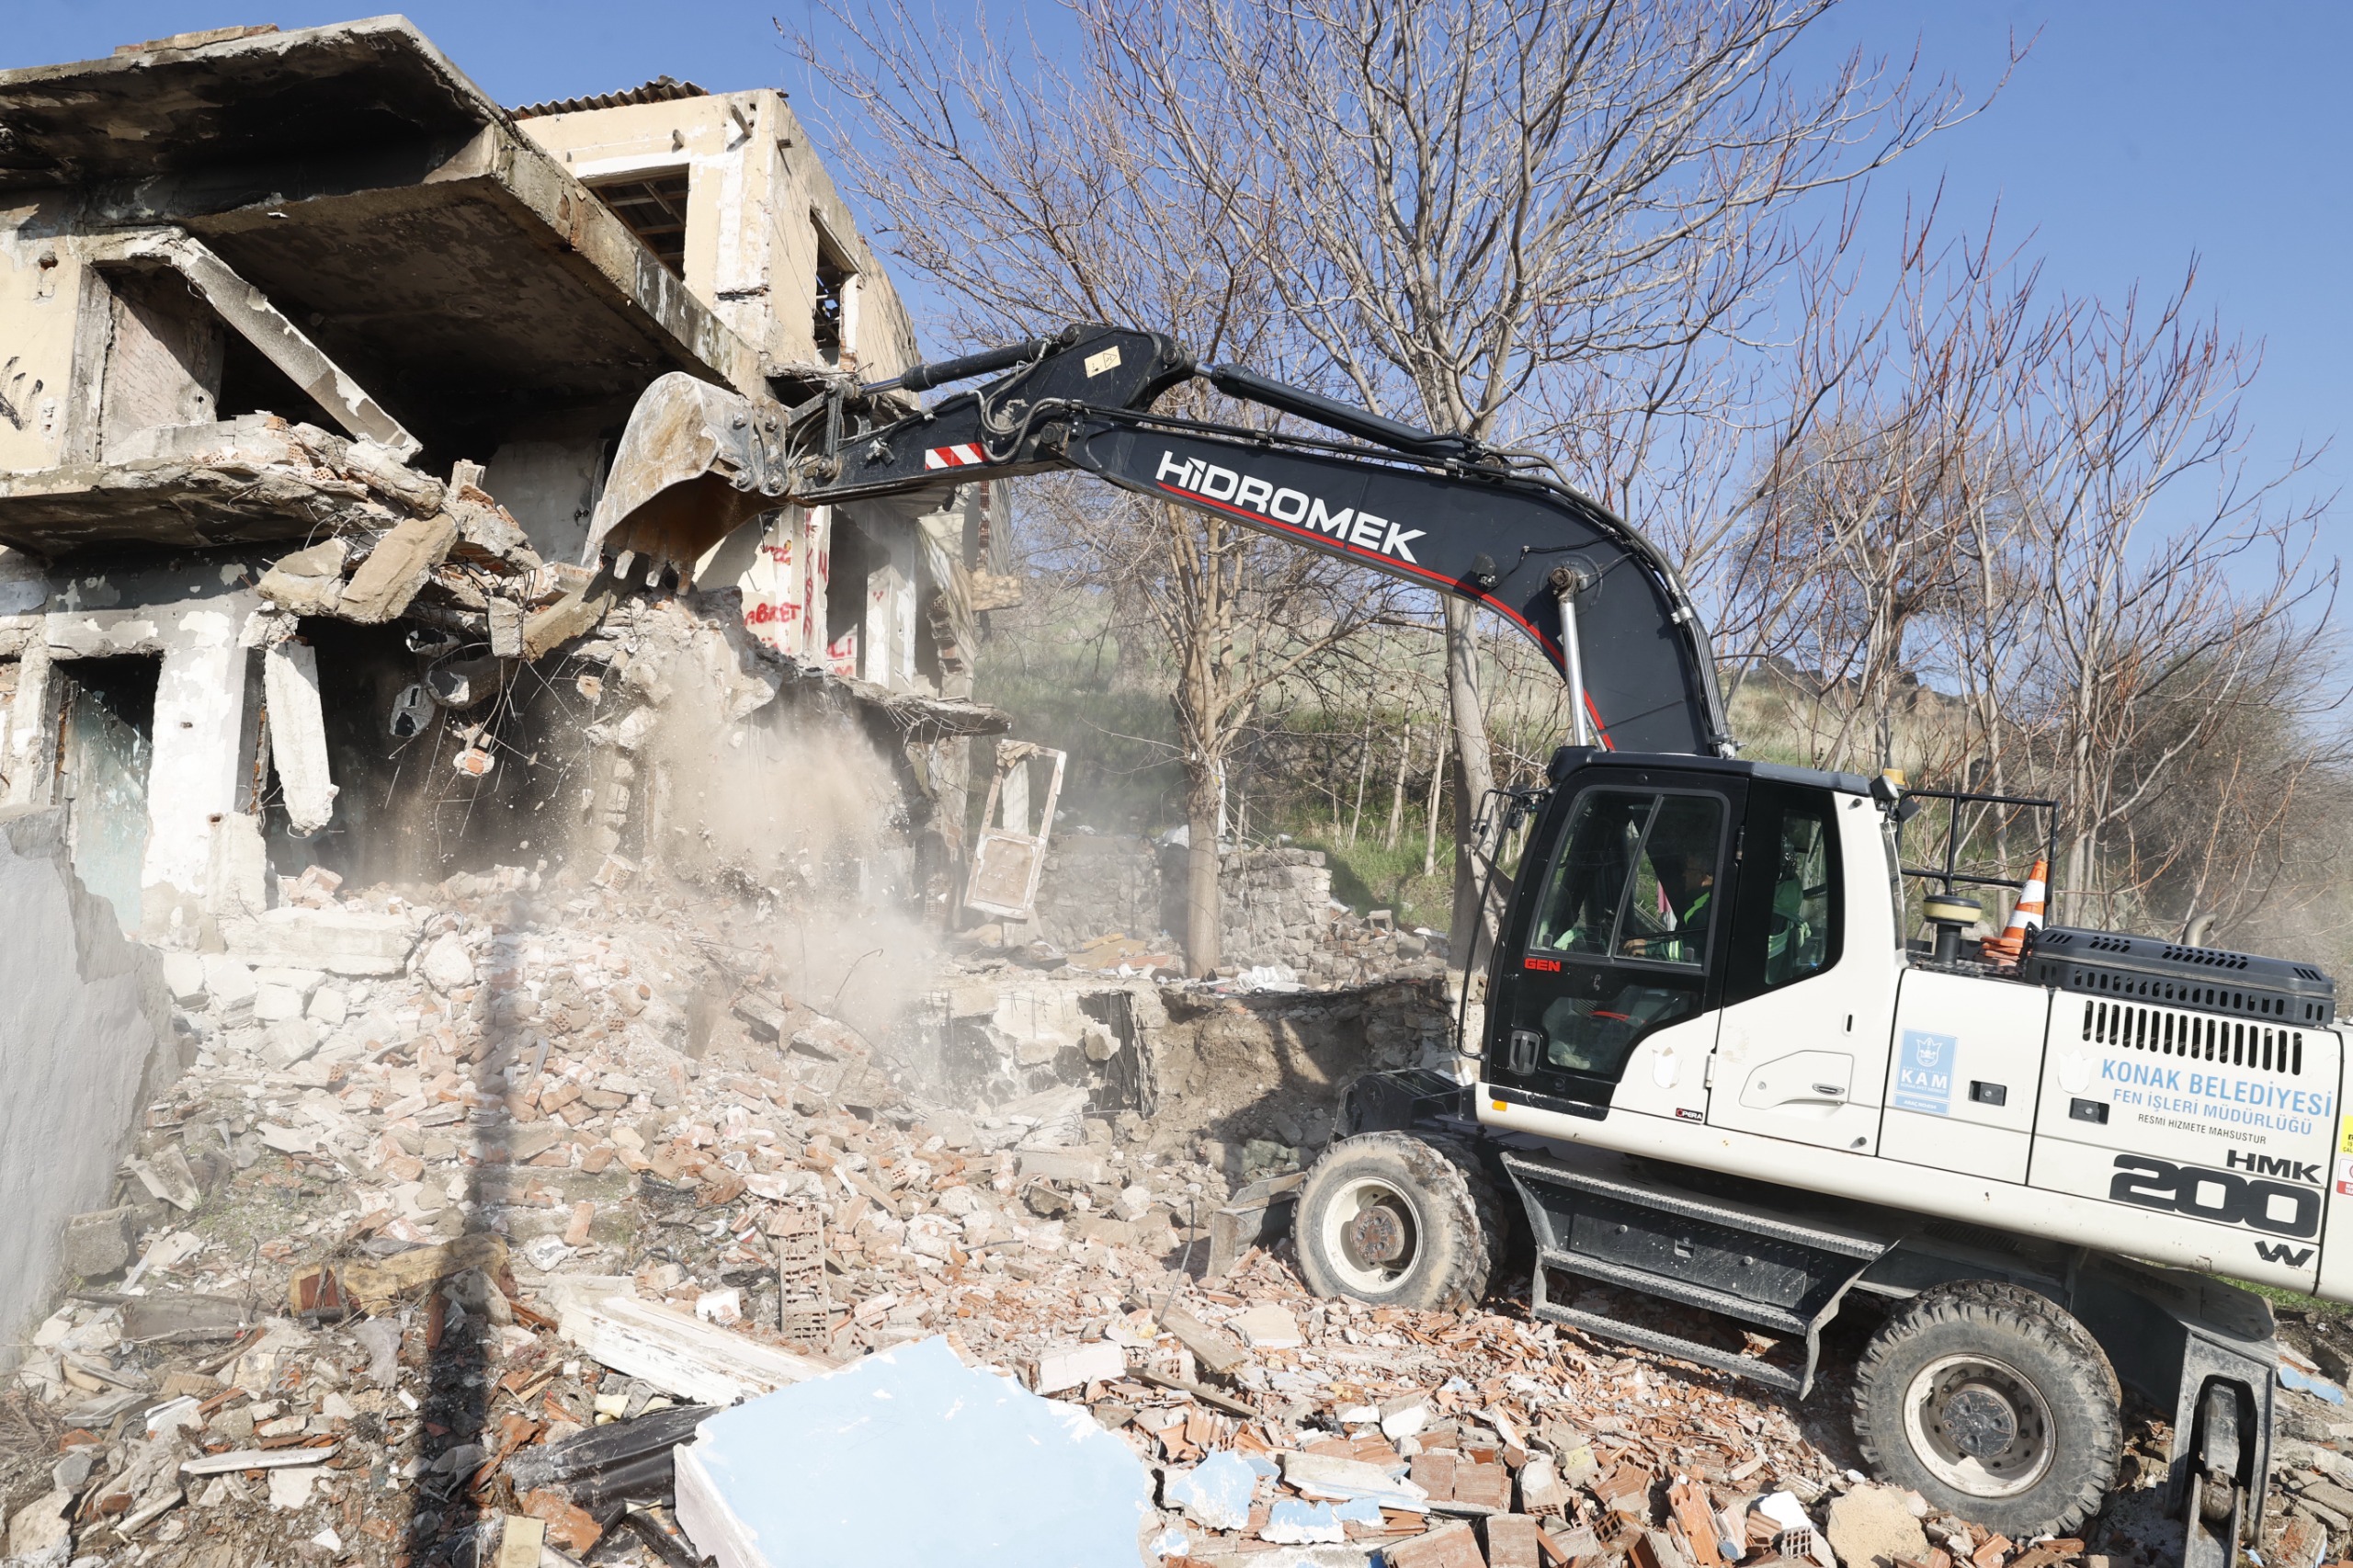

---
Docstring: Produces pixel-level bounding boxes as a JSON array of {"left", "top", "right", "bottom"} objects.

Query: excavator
[{"left": 585, "top": 324, "right": 2340, "bottom": 1561}]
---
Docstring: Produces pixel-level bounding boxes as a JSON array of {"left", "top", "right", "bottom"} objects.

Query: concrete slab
[
  {"left": 674, "top": 1335, "right": 1154, "bottom": 1568},
  {"left": 224, "top": 907, "right": 418, "bottom": 975}
]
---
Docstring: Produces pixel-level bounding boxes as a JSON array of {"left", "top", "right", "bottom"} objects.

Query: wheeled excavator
[{"left": 585, "top": 324, "right": 2341, "bottom": 1560}]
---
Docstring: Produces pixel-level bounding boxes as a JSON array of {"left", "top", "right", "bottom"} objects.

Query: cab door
[
  {"left": 1704, "top": 785, "right": 1898, "bottom": 1154},
  {"left": 1484, "top": 770, "right": 1739, "bottom": 1127}
]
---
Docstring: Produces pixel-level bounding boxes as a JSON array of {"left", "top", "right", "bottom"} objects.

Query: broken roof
[
  {"left": 0, "top": 17, "right": 763, "bottom": 504},
  {"left": 0, "top": 17, "right": 496, "bottom": 193},
  {"left": 512, "top": 74, "right": 710, "bottom": 120}
]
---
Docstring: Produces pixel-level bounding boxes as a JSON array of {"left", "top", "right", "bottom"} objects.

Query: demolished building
[
  {"left": 0, "top": 19, "right": 1022, "bottom": 1373},
  {"left": 0, "top": 17, "right": 1006, "bottom": 953},
  {"left": 6, "top": 27, "right": 2347, "bottom": 1568}
]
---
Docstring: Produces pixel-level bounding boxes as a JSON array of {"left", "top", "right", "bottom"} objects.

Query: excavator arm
[{"left": 586, "top": 323, "right": 1735, "bottom": 758}]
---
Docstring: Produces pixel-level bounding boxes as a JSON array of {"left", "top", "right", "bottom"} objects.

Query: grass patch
[
  {"left": 1292, "top": 828, "right": 1458, "bottom": 933},
  {"left": 2225, "top": 1277, "right": 2352, "bottom": 1321}
]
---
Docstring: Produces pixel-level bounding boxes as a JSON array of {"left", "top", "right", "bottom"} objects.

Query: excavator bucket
[{"left": 583, "top": 372, "right": 789, "bottom": 584}]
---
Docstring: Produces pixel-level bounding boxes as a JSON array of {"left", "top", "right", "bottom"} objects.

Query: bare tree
[
  {"left": 1086, "top": 0, "right": 1985, "bottom": 962},
  {"left": 1700, "top": 219, "right": 2341, "bottom": 941},
  {"left": 2018, "top": 275, "right": 2337, "bottom": 926},
  {"left": 795, "top": 9, "right": 1411, "bottom": 971}
]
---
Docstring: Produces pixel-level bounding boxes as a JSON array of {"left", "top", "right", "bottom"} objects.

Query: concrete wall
[
  {"left": 0, "top": 198, "right": 96, "bottom": 472},
  {"left": 516, "top": 88, "right": 920, "bottom": 380},
  {"left": 0, "top": 806, "right": 176, "bottom": 1373}
]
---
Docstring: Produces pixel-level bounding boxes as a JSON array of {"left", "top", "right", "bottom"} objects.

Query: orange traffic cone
[{"left": 1982, "top": 858, "right": 2048, "bottom": 961}]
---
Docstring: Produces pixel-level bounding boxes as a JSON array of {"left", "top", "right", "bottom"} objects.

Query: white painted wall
[{"left": 0, "top": 807, "right": 176, "bottom": 1373}]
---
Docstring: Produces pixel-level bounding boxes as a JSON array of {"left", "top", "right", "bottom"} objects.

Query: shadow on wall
[{"left": 0, "top": 807, "right": 177, "bottom": 1373}]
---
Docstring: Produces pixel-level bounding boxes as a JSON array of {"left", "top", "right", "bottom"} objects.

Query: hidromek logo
[{"left": 1155, "top": 450, "right": 1427, "bottom": 563}]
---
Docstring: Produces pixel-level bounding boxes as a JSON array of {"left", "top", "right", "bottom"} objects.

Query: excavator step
[{"left": 1500, "top": 1149, "right": 1896, "bottom": 1398}]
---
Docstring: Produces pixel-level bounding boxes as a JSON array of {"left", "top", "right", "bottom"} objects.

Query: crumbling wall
[
  {"left": 0, "top": 806, "right": 176, "bottom": 1373},
  {"left": 904, "top": 963, "right": 1454, "bottom": 1177},
  {"left": 1220, "top": 847, "right": 1338, "bottom": 972},
  {"left": 1029, "top": 837, "right": 1398, "bottom": 983},
  {"left": 1031, "top": 835, "right": 1165, "bottom": 951}
]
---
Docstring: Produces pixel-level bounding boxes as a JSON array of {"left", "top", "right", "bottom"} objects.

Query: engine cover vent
[{"left": 2022, "top": 926, "right": 2336, "bottom": 1027}]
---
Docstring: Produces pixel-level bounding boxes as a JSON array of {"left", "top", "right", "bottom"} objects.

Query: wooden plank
[{"left": 551, "top": 1289, "right": 828, "bottom": 1406}]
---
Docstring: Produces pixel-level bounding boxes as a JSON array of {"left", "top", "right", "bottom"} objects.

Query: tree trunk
[
  {"left": 1423, "top": 722, "right": 1450, "bottom": 878},
  {"left": 2063, "top": 829, "right": 2095, "bottom": 930},
  {"left": 1347, "top": 710, "right": 1373, "bottom": 846},
  {"left": 1185, "top": 756, "right": 1222, "bottom": 979},
  {"left": 1443, "top": 599, "right": 1499, "bottom": 970},
  {"left": 1385, "top": 723, "right": 1414, "bottom": 850}
]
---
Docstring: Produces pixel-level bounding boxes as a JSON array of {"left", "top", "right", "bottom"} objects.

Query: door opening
[{"left": 57, "top": 654, "right": 160, "bottom": 935}]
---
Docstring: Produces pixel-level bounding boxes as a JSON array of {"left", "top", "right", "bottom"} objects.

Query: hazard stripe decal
[{"left": 923, "top": 443, "right": 987, "bottom": 470}]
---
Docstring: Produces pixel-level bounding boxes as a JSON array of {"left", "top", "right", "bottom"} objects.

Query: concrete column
[
  {"left": 862, "top": 529, "right": 916, "bottom": 690},
  {"left": 140, "top": 622, "right": 248, "bottom": 936},
  {"left": 262, "top": 640, "right": 336, "bottom": 837},
  {"left": 3, "top": 642, "right": 54, "bottom": 809}
]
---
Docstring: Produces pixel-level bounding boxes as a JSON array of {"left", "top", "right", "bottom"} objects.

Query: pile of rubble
[
  {"left": 1029, "top": 835, "right": 1447, "bottom": 993},
  {"left": 5, "top": 867, "right": 2348, "bottom": 1568}
]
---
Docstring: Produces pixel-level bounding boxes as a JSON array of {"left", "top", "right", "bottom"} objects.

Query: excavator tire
[
  {"left": 1292, "top": 1131, "right": 1504, "bottom": 1312},
  {"left": 1853, "top": 1280, "right": 2121, "bottom": 1539}
]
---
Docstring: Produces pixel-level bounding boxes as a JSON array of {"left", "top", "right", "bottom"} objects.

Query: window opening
[
  {"left": 593, "top": 171, "right": 692, "bottom": 276},
  {"left": 813, "top": 218, "right": 857, "bottom": 365},
  {"left": 57, "top": 654, "right": 161, "bottom": 935},
  {"left": 215, "top": 325, "right": 343, "bottom": 430}
]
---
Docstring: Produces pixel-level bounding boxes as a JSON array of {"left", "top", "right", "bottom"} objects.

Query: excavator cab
[
  {"left": 1488, "top": 760, "right": 1739, "bottom": 1118},
  {"left": 1483, "top": 752, "right": 1859, "bottom": 1128}
]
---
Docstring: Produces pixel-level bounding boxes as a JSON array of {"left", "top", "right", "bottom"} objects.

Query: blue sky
[{"left": 11, "top": 2, "right": 2350, "bottom": 518}]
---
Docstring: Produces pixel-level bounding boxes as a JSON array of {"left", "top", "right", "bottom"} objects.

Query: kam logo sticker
[
  {"left": 2336, "top": 1114, "right": 2353, "bottom": 1197},
  {"left": 1893, "top": 1029, "right": 1955, "bottom": 1115}
]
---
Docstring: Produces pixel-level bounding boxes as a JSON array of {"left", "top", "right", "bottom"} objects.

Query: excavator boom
[{"left": 586, "top": 324, "right": 1734, "bottom": 757}]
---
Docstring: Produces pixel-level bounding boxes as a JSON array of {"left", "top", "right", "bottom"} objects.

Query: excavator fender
[{"left": 585, "top": 372, "right": 790, "bottom": 582}]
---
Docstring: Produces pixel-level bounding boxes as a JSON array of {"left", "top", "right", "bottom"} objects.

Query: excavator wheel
[
  {"left": 1292, "top": 1131, "right": 1504, "bottom": 1312},
  {"left": 1853, "top": 1281, "right": 2122, "bottom": 1539}
]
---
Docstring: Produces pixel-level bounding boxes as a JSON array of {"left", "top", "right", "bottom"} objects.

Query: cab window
[
  {"left": 1524, "top": 788, "right": 1728, "bottom": 1082},
  {"left": 1726, "top": 784, "right": 1843, "bottom": 1003},
  {"left": 1532, "top": 790, "right": 1723, "bottom": 967}
]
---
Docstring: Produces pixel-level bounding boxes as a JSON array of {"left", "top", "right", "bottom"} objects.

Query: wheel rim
[
  {"left": 1320, "top": 1175, "right": 1424, "bottom": 1294},
  {"left": 1902, "top": 1352, "right": 2056, "bottom": 1499}
]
